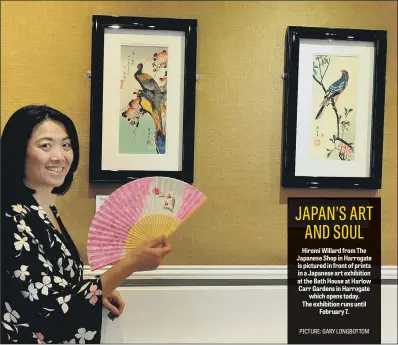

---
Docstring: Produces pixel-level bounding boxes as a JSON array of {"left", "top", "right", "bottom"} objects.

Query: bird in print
[
  {"left": 133, "top": 63, "right": 167, "bottom": 154},
  {"left": 316, "top": 70, "right": 349, "bottom": 120},
  {"left": 134, "top": 63, "right": 162, "bottom": 94}
]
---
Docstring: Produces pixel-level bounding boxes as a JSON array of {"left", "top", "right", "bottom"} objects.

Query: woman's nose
[{"left": 50, "top": 147, "right": 66, "bottom": 162}]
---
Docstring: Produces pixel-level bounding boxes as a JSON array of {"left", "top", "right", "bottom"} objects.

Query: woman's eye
[
  {"left": 40, "top": 143, "right": 51, "bottom": 150},
  {"left": 63, "top": 143, "right": 72, "bottom": 149}
]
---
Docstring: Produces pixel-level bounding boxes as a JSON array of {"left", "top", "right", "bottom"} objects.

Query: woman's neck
[
  {"left": 33, "top": 191, "right": 54, "bottom": 208},
  {"left": 24, "top": 182, "right": 54, "bottom": 207}
]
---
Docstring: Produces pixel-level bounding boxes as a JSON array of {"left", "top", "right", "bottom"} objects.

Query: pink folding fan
[{"left": 87, "top": 176, "right": 207, "bottom": 270}]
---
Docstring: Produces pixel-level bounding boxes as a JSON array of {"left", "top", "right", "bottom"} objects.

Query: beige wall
[{"left": 1, "top": 1, "right": 396, "bottom": 265}]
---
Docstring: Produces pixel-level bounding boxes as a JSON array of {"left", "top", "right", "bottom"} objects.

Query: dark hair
[{"left": 1, "top": 105, "right": 80, "bottom": 203}]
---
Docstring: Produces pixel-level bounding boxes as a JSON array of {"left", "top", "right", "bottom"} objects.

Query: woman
[{"left": 1, "top": 105, "right": 172, "bottom": 343}]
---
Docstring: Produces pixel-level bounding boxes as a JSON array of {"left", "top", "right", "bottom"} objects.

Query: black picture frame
[
  {"left": 89, "top": 15, "right": 197, "bottom": 183},
  {"left": 281, "top": 26, "right": 387, "bottom": 189}
]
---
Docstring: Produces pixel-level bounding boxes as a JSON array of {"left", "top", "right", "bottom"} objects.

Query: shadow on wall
[{"left": 279, "top": 188, "right": 378, "bottom": 205}]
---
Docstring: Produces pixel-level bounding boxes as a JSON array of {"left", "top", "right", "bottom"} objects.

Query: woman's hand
[
  {"left": 99, "top": 236, "right": 172, "bottom": 298},
  {"left": 127, "top": 236, "right": 172, "bottom": 272},
  {"left": 103, "top": 290, "right": 125, "bottom": 320}
]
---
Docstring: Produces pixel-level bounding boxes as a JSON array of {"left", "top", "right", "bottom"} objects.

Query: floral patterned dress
[{"left": 1, "top": 193, "right": 103, "bottom": 344}]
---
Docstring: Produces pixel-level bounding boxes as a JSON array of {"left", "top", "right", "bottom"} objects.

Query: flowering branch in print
[
  {"left": 312, "top": 55, "right": 330, "bottom": 92},
  {"left": 152, "top": 187, "right": 175, "bottom": 212},
  {"left": 313, "top": 55, "right": 355, "bottom": 161}
]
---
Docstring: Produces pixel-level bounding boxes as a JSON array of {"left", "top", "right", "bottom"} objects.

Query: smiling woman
[
  {"left": 25, "top": 121, "right": 74, "bottom": 195},
  {"left": 0, "top": 105, "right": 172, "bottom": 343}
]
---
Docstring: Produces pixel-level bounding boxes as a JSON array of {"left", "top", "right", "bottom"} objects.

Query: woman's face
[{"left": 25, "top": 120, "right": 74, "bottom": 192}]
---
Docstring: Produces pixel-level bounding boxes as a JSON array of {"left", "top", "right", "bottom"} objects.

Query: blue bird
[{"left": 316, "top": 70, "right": 349, "bottom": 120}]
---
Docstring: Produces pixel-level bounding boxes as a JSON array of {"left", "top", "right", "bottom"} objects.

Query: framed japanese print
[
  {"left": 89, "top": 15, "right": 197, "bottom": 183},
  {"left": 281, "top": 26, "right": 387, "bottom": 189}
]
